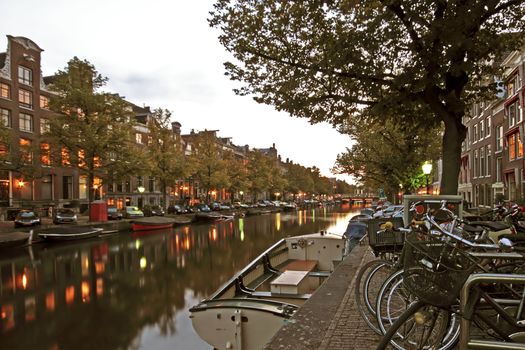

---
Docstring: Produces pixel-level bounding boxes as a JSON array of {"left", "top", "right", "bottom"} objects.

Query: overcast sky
[{"left": 0, "top": 0, "right": 354, "bottom": 182}]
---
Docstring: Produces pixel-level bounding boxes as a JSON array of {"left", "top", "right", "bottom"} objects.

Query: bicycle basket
[
  {"left": 367, "top": 217, "right": 405, "bottom": 254},
  {"left": 402, "top": 234, "right": 477, "bottom": 308}
]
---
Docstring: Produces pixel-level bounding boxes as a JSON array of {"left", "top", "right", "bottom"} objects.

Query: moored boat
[
  {"left": 194, "top": 212, "right": 224, "bottom": 222},
  {"left": 190, "top": 231, "right": 345, "bottom": 350},
  {"left": 37, "top": 227, "right": 103, "bottom": 241},
  {"left": 0, "top": 231, "right": 30, "bottom": 248},
  {"left": 131, "top": 216, "right": 177, "bottom": 231}
]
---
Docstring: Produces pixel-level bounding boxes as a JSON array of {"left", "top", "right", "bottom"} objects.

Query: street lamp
[
  {"left": 422, "top": 162, "right": 433, "bottom": 195},
  {"left": 137, "top": 186, "right": 145, "bottom": 208},
  {"left": 274, "top": 192, "right": 280, "bottom": 201},
  {"left": 239, "top": 190, "right": 244, "bottom": 202}
]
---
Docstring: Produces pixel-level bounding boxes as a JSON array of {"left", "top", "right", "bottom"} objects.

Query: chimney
[{"left": 171, "top": 121, "right": 181, "bottom": 135}]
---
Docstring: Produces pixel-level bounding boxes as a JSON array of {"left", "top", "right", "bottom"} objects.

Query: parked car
[
  {"left": 107, "top": 207, "right": 123, "bottom": 220},
  {"left": 53, "top": 208, "right": 78, "bottom": 224},
  {"left": 14, "top": 210, "right": 41, "bottom": 228},
  {"left": 123, "top": 206, "right": 144, "bottom": 218},
  {"left": 192, "top": 204, "right": 211, "bottom": 212},
  {"left": 168, "top": 204, "right": 190, "bottom": 214},
  {"left": 150, "top": 205, "right": 165, "bottom": 216},
  {"left": 210, "top": 202, "right": 222, "bottom": 211}
]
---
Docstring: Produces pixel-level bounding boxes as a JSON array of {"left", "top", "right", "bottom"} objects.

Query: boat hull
[
  {"left": 37, "top": 227, "right": 103, "bottom": 241},
  {"left": 131, "top": 222, "right": 173, "bottom": 231},
  {"left": 190, "top": 299, "right": 297, "bottom": 350}
]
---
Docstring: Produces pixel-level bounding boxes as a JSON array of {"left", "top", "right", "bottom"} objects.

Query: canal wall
[{"left": 264, "top": 242, "right": 381, "bottom": 349}]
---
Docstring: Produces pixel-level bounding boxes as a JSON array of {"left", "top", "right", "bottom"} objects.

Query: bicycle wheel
[
  {"left": 355, "top": 259, "right": 394, "bottom": 334},
  {"left": 376, "top": 269, "right": 459, "bottom": 350},
  {"left": 376, "top": 269, "right": 411, "bottom": 334},
  {"left": 376, "top": 300, "right": 454, "bottom": 350}
]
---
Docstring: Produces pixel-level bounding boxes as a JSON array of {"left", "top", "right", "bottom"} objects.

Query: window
[
  {"left": 40, "top": 118, "right": 49, "bottom": 134},
  {"left": 486, "top": 117, "right": 491, "bottom": 137},
  {"left": 0, "top": 83, "right": 9, "bottom": 99},
  {"left": 19, "top": 113, "right": 33, "bottom": 132},
  {"left": 507, "top": 74, "right": 519, "bottom": 96},
  {"left": 135, "top": 133, "right": 143, "bottom": 144},
  {"left": 18, "top": 89, "right": 32, "bottom": 109},
  {"left": 0, "top": 143, "right": 9, "bottom": 158},
  {"left": 495, "top": 125, "right": 503, "bottom": 152},
  {"left": 480, "top": 147, "right": 485, "bottom": 177},
  {"left": 61, "top": 147, "right": 71, "bottom": 166},
  {"left": 79, "top": 176, "right": 88, "bottom": 200},
  {"left": 18, "top": 66, "right": 33, "bottom": 86},
  {"left": 40, "top": 143, "right": 50, "bottom": 166},
  {"left": 473, "top": 124, "right": 478, "bottom": 143},
  {"left": 148, "top": 176, "right": 155, "bottom": 192},
  {"left": 0, "top": 108, "right": 11, "bottom": 128},
  {"left": 19, "top": 138, "right": 32, "bottom": 163},
  {"left": 62, "top": 176, "right": 73, "bottom": 199},
  {"left": 78, "top": 150, "right": 86, "bottom": 168},
  {"left": 509, "top": 134, "right": 516, "bottom": 160},
  {"left": 473, "top": 150, "right": 478, "bottom": 178},
  {"left": 486, "top": 145, "right": 491, "bottom": 177},
  {"left": 480, "top": 120, "right": 485, "bottom": 139},
  {"left": 508, "top": 132, "right": 523, "bottom": 161},
  {"left": 508, "top": 100, "right": 519, "bottom": 127},
  {"left": 39, "top": 96, "right": 49, "bottom": 109}
]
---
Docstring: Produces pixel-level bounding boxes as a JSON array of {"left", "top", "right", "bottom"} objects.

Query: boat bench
[
  {"left": 271, "top": 260, "right": 319, "bottom": 294},
  {"left": 271, "top": 270, "right": 310, "bottom": 294}
]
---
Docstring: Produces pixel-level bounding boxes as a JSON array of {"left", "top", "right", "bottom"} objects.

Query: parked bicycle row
[{"left": 352, "top": 196, "right": 525, "bottom": 350}]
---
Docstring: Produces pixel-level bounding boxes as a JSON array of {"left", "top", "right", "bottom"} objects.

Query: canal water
[{"left": 0, "top": 204, "right": 358, "bottom": 350}]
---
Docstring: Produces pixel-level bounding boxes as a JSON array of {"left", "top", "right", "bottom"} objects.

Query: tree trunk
[{"left": 440, "top": 115, "right": 467, "bottom": 195}]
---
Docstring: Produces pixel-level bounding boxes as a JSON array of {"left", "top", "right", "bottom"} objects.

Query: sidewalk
[{"left": 265, "top": 243, "right": 382, "bottom": 349}]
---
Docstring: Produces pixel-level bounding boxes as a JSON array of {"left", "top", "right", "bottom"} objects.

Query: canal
[{"left": 0, "top": 204, "right": 358, "bottom": 350}]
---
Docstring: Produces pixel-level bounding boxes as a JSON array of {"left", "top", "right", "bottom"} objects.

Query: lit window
[
  {"left": 509, "top": 134, "right": 516, "bottom": 160},
  {"left": 18, "top": 66, "right": 32, "bottom": 86},
  {"left": 18, "top": 89, "right": 33, "bottom": 109},
  {"left": 19, "top": 138, "right": 32, "bottom": 163},
  {"left": 19, "top": 113, "right": 33, "bottom": 132},
  {"left": 135, "top": 133, "right": 142, "bottom": 144},
  {"left": 40, "top": 95, "right": 49, "bottom": 109},
  {"left": 0, "top": 83, "right": 9, "bottom": 99},
  {"left": 61, "top": 148, "right": 70, "bottom": 166},
  {"left": 0, "top": 143, "right": 9, "bottom": 157},
  {"left": 0, "top": 108, "right": 11, "bottom": 128},
  {"left": 40, "top": 143, "right": 50, "bottom": 166},
  {"left": 78, "top": 149, "right": 86, "bottom": 168}
]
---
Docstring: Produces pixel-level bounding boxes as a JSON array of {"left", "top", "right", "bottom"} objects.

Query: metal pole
[{"left": 426, "top": 175, "right": 430, "bottom": 194}]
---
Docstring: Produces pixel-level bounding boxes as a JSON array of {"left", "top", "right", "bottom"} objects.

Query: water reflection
[{"left": 0, "top": 205, "right": 357, "bottom": 350}]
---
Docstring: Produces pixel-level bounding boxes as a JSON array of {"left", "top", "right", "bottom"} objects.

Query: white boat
[{"left": 189, "top": 231, "right": 345, "bottom": 350}]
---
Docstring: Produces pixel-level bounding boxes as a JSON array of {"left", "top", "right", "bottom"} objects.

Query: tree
[
  {"left": 47, "top": 57, "right": 143, "bottom": 203},
  {"left": 146, "top": 108, "right": 190, "bottom": 208},
  {"left": 334, "top": 118, "right": 442, "bottom": 198},
  {"left": 187, "top": 131, "right": 229, "bottom": 203},
  {"left": 210, "top": 1, "right": 525, "bottom": 194},
  {"left": 246, "top": 150, "right": 274, "bottom": 201},
  {"left": 284, "top": 162, "right": 315, "bottom": 198},
  {"left": 223, "top": 151, "right": 250, "bottom": 201}
]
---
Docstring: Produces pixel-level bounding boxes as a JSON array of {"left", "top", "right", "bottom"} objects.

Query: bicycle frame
[{"left": 460, "top": 273, "right": 525, "bottom": 350}]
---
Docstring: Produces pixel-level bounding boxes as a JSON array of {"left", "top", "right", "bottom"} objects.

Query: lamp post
[
  {"left": 422, "top": 162, "right": 433, "bottom": 195},
  {"left": 239, "top": 190, "right": 244, "bottom": 202},
  {"left": 137, "top": 186, "right": 145, "bottom": 208},
  {"left": 274, "top": 192, "right": 280, "bottom": 201}
]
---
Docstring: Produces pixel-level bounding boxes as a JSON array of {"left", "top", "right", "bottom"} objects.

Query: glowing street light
[{"left": 422, "top": 162, "right": 433, "bottom": 195}]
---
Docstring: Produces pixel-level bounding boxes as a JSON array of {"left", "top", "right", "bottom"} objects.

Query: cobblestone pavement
[{"left": 318, "top": 245, "right": 383, "bottom": 350}]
